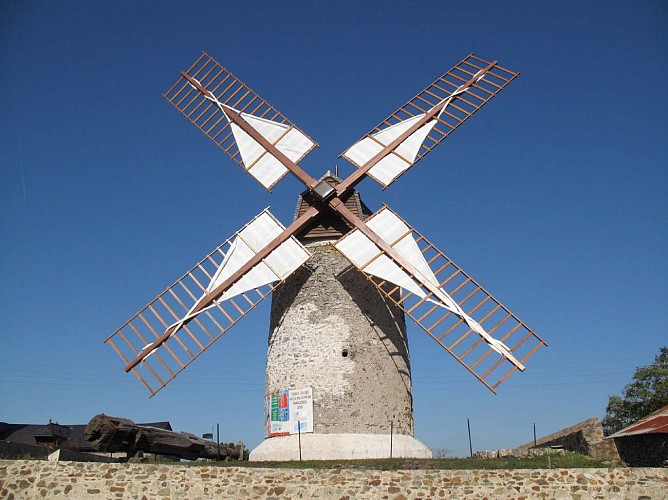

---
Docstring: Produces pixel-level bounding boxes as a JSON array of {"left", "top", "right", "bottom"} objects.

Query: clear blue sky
[{"left": 1, "top": 1, "right": 666, "bottom": 457}]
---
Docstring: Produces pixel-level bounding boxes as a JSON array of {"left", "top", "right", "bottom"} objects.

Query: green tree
[{"left": 602, "top": 346, "right": 668, "bottom": 436}]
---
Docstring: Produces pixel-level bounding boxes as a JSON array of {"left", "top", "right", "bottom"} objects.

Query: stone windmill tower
[
  {"left": 105, "top": 52, "right": 547, "bottom": 461},
  {"left": 253, "top": 173, "right": 429, "bottom": 460}
]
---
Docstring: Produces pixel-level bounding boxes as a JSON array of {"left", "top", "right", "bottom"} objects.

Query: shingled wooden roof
[{"left": 293, "top": 173, "right": 372, "bottom": 242}]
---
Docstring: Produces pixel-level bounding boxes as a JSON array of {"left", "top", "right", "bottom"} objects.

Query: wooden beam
[
  {"left": 124, "top": 206, "right": 320, "bottom": 372},
  {"left": 335, "top": 59, "right": 498, "bottom": 197},
  {"left": 330, "top": 200, "right": 524, "bottom": 370},
  {"left": 181, "top": 72, "right": 319, "bottom": 190}
]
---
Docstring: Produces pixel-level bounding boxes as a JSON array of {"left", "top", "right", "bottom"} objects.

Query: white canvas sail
[
  {"left": 335, "top": 229, "right": 425, "bottom": 298},
  {"left": 229, "top": 110, "right": 315, "bottom": 189},
  {"left": 166, "top": 210, "right": 311, "bottom": 334},
  {"left": 335, "top": 207, "right": 522, "bottom": 368},
  {"left": 342, "top": 72, "right": 491, "bottom": 189},
  {"left": 343, "top": 115, "right": 437, "bottom": 187},
  {"left": 191, "top": 77, "right": 316, "bottom": 189}
]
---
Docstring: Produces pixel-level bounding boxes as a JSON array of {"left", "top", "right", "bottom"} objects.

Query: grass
[{"left": 182, "top": 452, "right": 611, "bottom": 470}]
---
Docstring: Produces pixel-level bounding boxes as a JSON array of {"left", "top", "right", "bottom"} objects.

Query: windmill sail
[
  {"left": 334, "top": 207, "right": 513, "bottom": 361},
  {"left": 340, "top": 54, "right": 519, "bottom": 188},
  {"left": 164, "top": 52, "right": 317, "bottom": 190},
  {"left": 114, "top": 52, "right": 544, "bottom": 399},
  {"left": 334, "top": 206, "right": 546, "bottom": 393},
  {"left": 221, "top": 107, "right": 315, "bottom": 189},
  {"left": 170, "top": 210, "right": 311, "bottom": 333},
  {"left": 105, "top": 209, "right": 311, "bottom": 396},
  {"left": 343, "top": 115, "right": 437, "bottom": 187}
]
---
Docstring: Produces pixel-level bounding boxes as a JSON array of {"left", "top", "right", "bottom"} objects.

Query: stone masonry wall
[
  {"left": 266, "top": 243, "right": 413, "bottom": 435},
  {"left": 1, "top": 460, "right": 667, "bottom": 499},
  {"left": 519, "top": 418, "right": 603, "bottom": 454},
  {"left": 519, "top": 417, "right": 621, "bottom": 462}
]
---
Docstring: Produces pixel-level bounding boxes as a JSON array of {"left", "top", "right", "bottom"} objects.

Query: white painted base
[{"left": 249, "top": 433, "right": 432, "bottom": 461}]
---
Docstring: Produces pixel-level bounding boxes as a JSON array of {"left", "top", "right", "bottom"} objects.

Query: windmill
[{"left": 105, "top": 52, "right": 547, "bottom": 460}]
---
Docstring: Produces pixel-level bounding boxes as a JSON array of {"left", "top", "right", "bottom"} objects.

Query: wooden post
[{"left": 467, "top": 418, "right": 473, "bottom": 458}]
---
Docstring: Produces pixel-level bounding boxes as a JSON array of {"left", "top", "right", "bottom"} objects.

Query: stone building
[{"left": 250, "top": 175, "right": 431, "bottom": 460}]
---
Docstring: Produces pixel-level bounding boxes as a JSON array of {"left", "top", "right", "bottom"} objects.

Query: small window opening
[{"left": 341, "top": 349, "right": 349, "bottom": 358}]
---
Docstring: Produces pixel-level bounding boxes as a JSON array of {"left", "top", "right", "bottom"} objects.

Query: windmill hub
[
  {"left": 106, "top": 52, "right": 546, "bottom": 462},
  {"left": 311, "top": 178, "right": 337, "bottom": 201}
]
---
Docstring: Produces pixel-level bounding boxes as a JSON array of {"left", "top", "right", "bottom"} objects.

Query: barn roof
[{"left": 607, "top": 404, "right": 668, "bottom": 438}]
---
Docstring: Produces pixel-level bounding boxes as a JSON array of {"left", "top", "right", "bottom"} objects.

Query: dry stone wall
[
  {"left": 519, "top": 417, "right": 621, "bottom": 462},
  {"left": 2, "top": 460, "right": 667, "bottom": 499}
]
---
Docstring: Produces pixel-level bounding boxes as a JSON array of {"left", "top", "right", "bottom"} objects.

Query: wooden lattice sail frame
[
  {"left": 340, "top": 54, "right": 519, "bottom": 189},
  {"left": 106, "top": 209, "right": 313, "bottom": 396},
  {"left": 334, "top": 206, "right": 544, "bottom": 392},
  {"left": 163, "top": 52, "right": 318, "bottom": 191},
  {"left": 106, "top": 52, "right": 546, "bottom": 397}
]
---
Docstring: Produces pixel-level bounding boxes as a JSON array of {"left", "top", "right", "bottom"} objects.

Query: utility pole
[{"left": 467, "top": 418, "right": 473, "bottom": 458}]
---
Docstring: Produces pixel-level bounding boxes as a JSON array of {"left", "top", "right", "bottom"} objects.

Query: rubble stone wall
[
  {"left": 266, "top": 243, "right": 413, "bottom": 436},
  {"left": 2, "top": 460, "right": 667, "bottom": 499},
  {"left": 519, "top": 417, "right": 620, "bottom": 461}
]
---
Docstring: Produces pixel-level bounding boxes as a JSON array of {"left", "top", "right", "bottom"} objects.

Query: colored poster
[{"left": 264, "top": 387, "right": 314, "bottom": 438}]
